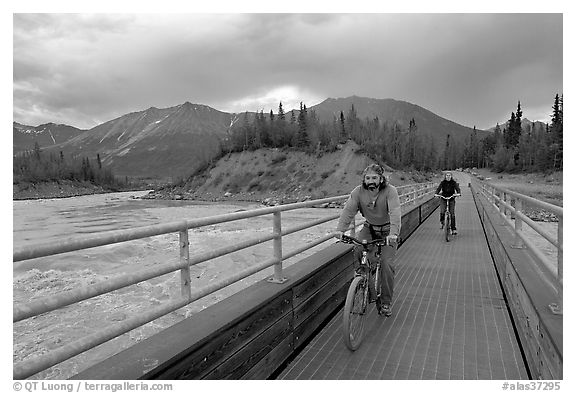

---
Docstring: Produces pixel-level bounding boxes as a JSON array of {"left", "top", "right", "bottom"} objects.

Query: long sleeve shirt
[
  {"left": 336, "top": 184, "right": 401, "bottom": 236},
  {"left": 435, "top": 179, "right": 461, "bottom": 197}
]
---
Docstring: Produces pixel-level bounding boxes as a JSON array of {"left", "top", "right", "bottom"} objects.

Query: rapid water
[{"left": 13, "top": 191, "right": 340, "bottom": 379}]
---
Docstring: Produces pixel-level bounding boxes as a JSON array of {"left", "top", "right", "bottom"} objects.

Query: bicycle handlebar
[
  {"left": 339, "top": 234, "right": 395, "bottom": 248},
  {"left": 434, "top": 194, "right": 460, "bottom": 200}
]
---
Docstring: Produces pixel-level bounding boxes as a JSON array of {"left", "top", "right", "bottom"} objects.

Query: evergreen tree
[
  {"left": 296, "top": 102, "right": 310, "bottom": 148},
  {"left": 443, "top": 134, "right": 451, "bottom": 169},
  {"left": 339, "top": 111, "right": 347, "bottom": 143},
  {"left": 505, "top": 101, "right": 522, "bottom": 149},
  {"left": 273, "top": 102, "right": 288, "bottom": 147},
  {"left": 504, "top": 113, "right": 516, "bottom": 148},
  {"left": 549, "top": 93, "right": 563, "bottom": 170},
  {"left": 346, "top": 104, "right": 360, "bottom": 141},
  {"left": 406, "top": 118, "right": 418, "bottom": 166},
  {"left": 493, "top": 123, "right": 503, "bottom": 147},
  {"left": 278, "top": 102, "right": 285, "bottom": 121}
]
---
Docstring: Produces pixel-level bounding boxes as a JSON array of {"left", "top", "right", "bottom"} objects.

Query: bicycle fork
[{"left": 359, "top": 252, "right": 370, "bottom": 312}]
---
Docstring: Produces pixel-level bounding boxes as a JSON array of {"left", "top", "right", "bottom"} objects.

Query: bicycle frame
[
  {"left": 357, "top": 247, "right": 381, "bottom": 308},
  {"left": 340, "top": 234, "right": 393, "bottom": 350},
  {"left": 435, "top": 194, "right": 459, "bottom": 241}
]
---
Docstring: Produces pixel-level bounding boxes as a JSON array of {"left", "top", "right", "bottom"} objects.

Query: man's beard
[{"left": 363, "top": 181, "right": 380, "bottom": 190}]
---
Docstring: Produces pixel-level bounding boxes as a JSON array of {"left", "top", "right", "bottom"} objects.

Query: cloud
[
  {"left": 13, "top": 13, "right": 563, "bottom": 130},
  {"left": 224, "top": 85, "right": 324, "bottom": 114}
]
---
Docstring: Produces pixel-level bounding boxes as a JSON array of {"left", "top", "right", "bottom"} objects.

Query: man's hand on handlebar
[
  {"left": 386, "top": 234, "right": 398, "bottom": 246},
  {"left": 336, "top": 233, "right": 397, "bottom": 247}
]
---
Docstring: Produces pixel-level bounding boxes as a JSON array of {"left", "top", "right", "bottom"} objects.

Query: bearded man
[{"left": 335, "top": 164, "right": 401, "bottom": 317}]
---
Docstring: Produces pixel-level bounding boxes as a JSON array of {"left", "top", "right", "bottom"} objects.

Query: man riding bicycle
[
  {"left": 435, "top": 171, "right": 461, "bottom": 235},
  {"left": 335, "top": 164, "right": 401, "bottom": 317}
]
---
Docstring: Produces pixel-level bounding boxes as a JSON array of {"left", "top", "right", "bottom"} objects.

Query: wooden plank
[
  {"left": 292, "top": 255, "right": 352, "bottom": 309},
  {"left": 293, "top": 285, "right": 348, "bottom": 350},
  {"left": 154, "top": 290, "right": 293, "bottom": 379},
  {"left": 203, "top": 313, "right": 293, "bottom": 379},
  {"left": 241, "top": 333, "right": 294, "bottom": 380},
  {"left": 293, "top": 266, "right": 353, "bottom": 328}
]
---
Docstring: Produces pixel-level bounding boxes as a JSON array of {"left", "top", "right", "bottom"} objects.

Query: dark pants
[
  {"left": 353, "top": 224, "right": 397, "bottom": 306},
  {"left": 440, "top": 198, "right": 457, "bottom": 230}
]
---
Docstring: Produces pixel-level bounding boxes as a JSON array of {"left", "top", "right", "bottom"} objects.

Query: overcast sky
[{"left": 13, "top": 12, "right": 563, "bottom": 130}]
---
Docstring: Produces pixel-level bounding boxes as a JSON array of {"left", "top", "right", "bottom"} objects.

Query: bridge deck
[{"left": 279, "top": 182, "right": 529, "bottom": 380}]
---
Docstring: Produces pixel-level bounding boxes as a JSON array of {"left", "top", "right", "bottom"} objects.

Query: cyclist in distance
[
  {"left": 335, "top": 164, "right": 401, "bottom": 317},
  {"left": 435, "top": 171, "right": 461, "bottom": 235}
]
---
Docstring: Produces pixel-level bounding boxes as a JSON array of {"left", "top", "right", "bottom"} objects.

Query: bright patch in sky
[{"left": 223, "top": 86, "right": 324, "bottom": 114}]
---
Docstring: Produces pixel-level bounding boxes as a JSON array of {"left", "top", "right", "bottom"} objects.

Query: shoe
[
  {"left": 378, "top": 303, "right": 392, "bottom": 317},
  {"left": 452, "top": 230, "right": 458, "bottom": 235}
]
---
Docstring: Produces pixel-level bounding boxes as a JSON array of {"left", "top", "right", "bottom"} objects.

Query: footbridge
[{"left": 13, "top": 173, "right": 562, "bottom": 380}]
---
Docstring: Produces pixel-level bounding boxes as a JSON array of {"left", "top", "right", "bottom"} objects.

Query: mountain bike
[
  {"left": 435, "top": 194, "right": 460, "bottom": 242},
  {"left": 339, "top": 234, "right": 396, "bottom": 351}
]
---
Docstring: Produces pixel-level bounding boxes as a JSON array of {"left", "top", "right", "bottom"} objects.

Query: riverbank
[
  {"left": 470, "top": 168, "right": 562, "bottom": 222},
  {"left": 12, "top": 180, "right": 153, "bottom": 201},
  {"left": 13, "top": 180, "right": 110, "bottom": 200}
]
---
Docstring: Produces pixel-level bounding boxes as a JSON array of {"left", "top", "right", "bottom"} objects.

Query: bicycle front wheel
[
  {"left": 343, "top": 276, "right": 368, "bottom": 351},
  {"left": 444, "top": 214, "right": 450, "bottom": 242}
]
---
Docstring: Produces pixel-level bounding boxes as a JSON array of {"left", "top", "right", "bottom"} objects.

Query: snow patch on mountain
[{"left": 48, "top": 130, "right": 56, "bottom": 144}]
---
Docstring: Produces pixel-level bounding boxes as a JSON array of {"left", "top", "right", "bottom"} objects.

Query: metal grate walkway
[{"left": 279, "top": 181, "right": 529, "bottom": 380}]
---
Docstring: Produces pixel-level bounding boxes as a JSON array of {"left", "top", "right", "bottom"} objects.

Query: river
[{"left": 13, "top": 191, "right": 342, "bottom": 379}]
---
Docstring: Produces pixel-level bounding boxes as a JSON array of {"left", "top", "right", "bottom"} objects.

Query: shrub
[
  {"left": 321, "top": 169, "right": 335, "bottom": 179},
  {"left": 247, "top": 179, "right": 262, "bottom": 192},
  {"left": 271, "top": 154, "right": 287, "bottom": 165}
]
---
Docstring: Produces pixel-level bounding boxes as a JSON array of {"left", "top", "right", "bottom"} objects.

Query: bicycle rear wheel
[{"left": 343, "top": 276, "right": 368, "bottom": 351}]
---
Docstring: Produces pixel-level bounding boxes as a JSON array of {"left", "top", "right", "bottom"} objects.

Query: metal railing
[
  {"left": 13, "top": 182, "right": 436, "bottom": 379},
  {"left": 474, "top": 179, "right": 563, "bottom": 315}
]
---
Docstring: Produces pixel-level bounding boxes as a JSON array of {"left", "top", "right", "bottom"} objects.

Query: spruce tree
[
  {"left": 550, "top": 93, "right": 563, "bottom": 170},
  {"left": 339, "top": 111, "right": 346, "bottom": 143},
  {"left": 296, "top": 102, "right": 309, "bottom": 148},
  {"left": 443, "top": 134, "right": 451, "bottom": 169}
]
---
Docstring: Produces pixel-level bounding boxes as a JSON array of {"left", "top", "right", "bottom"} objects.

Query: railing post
[
  {"left": 499, "top": 191, "right": 507, "bottom": 224},
  {"left": 550, "top": 216, "right": 563, "bottom": 314},
  {"left": 511, "top": 198, "right": 525, "bottom": 249},
  {"left": 179, "top": 229, "right": 192, "bottom": 300},
  {"left": 492, "top": 186, "right": 497, "bottom": 207},
  {"left": 267, "top": 211, "right": 288, "bottom": 284}
]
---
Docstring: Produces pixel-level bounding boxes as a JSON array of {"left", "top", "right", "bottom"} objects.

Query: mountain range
[
  {"left": 13, "top": 122, "right": 85, "bottom": 154},
  {"left": 14, "top": 96, "right": 490, "bottom": 179}
]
